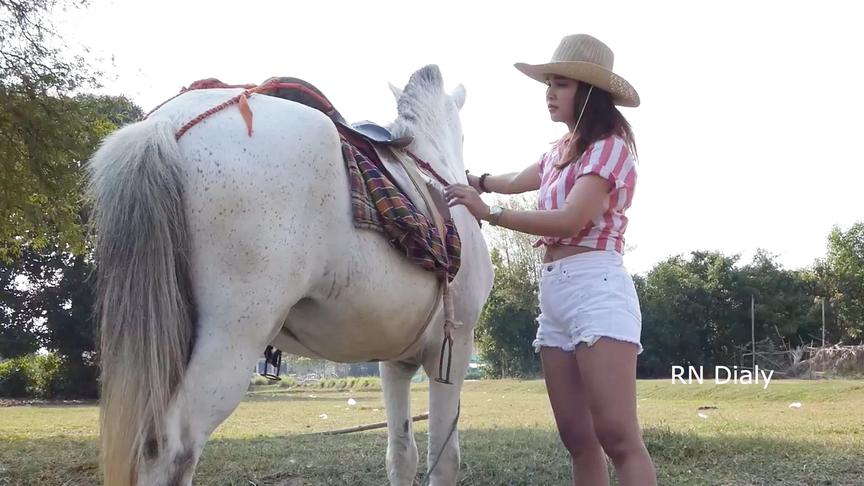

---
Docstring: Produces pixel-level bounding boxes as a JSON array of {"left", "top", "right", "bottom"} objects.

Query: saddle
[
  {"left": 264, "top": 77, "right": 413, "bottom": 148},
  {"left": 262, "top": 76, "right": 452, "bottom": 239}
]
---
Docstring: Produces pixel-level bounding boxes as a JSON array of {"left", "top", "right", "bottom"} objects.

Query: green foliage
[
  {"left": 0, "top": 253, "right": 44, "bottom": 357},
  {"left": 0, "top": 78, "right": 141, "bottom": 397},
  {"left": 476, "top": 206, "right": 863, "bottom": 378},
  {"left": 824, "top": 222, "right": 864, "bottom": 340},
  {"left": 1, "top": 1, "right": 145, "bottom": 261},
  {"left": 0, "top": 355, "right": 34, "bottom": 397},
  {"left": 277, "top": 376, "right": 298, "bottom": 388},
  {"left": 1, "top": 0, "right": 95, "bottom": 259},
  {"left": 310, "top": 377, "right": 381, "bottom": 390},
  {"left": 476, "top": 195, "right": 544, "bottom": 378},
  {"left": 249, "top": 375, "right": 270, "bottom": 387},
  {"left": 0, "top": 352, "right": 73, "bottom": 398},
  {"left": 0, "top": 93, "right": 143, "bottom": 261},
  {"left": 476, "top": 248, "right": 542, "bottom": 378},
  {"left": 0, "top": 246, "right": 99, "bottom": 397},
  {"left": 636, "top": 249, "right": 831, "bottom": 377},
  {"left": 464, "top": 366, "right": 484, "bottom": 380}
]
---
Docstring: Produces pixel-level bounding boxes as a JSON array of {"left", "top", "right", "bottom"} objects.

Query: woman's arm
[
  {"left": 469, "top": 162, "right": 541, "bottom": 195},
  {"left": 494, "top": 175, "right": 609, "bottom": 236},
  {"left": 446, "top": 174, "right": 610, "bottom": 238}
]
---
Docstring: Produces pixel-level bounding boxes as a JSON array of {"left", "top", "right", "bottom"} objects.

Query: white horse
[{"left": 87, "top": 65, "right": 493, "bottom": 485}]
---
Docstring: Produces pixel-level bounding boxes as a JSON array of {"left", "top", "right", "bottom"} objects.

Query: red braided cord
[
  {"left": 403, "top": 150, "right": 453, "bottom": 186},
  {"left": 175, "top": 93, "right": 246, "bottom": 141},
  {"left": 145, "top": 79, "right": 257, "bottom": 119},
  {"left": 165, "top": 78, "right": 338, "bottom": 141}
]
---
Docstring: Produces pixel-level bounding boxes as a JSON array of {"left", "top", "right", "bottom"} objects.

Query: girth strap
[{"left": 385, "top": 147, "right": 462, "bottom": 384}]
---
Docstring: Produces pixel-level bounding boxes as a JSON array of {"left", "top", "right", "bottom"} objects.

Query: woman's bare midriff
[{"left": 543, "top": 244, "right": 602, "bottom": 263}]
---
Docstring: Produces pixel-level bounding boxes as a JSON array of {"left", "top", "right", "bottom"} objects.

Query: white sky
[{"left": 56, "top": 0, "right": 863, "bottom": 275}]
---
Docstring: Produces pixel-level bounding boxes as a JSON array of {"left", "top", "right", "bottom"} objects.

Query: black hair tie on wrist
[{"left": 479, "top": 173, "right": 490, "bottom": 193}]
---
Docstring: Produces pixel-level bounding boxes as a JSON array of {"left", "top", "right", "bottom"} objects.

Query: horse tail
[{"left": 87, "top": 118, "right": 197, "bottom": 485}]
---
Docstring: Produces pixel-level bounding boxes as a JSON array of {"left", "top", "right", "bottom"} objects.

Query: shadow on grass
[{"left": 2, "top": 427, "right": 861, "bottom": 485}]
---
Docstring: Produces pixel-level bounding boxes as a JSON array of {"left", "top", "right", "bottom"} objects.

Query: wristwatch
[{"left": 488, "top": 205, "right": 505, "bottom": 226}]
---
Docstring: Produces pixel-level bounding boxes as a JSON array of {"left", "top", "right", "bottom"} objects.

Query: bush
[
  {"left": 0, "top": 353, "right": 85, "bottom": 399},
  {"left": 32, "top": 354, "right": 65, "bottom": 398},
  {"left": 0, "top": 356, "right": 35, "bottom": 398},
  {"left": 277, "top": 376, "right": 298, "bottom": 388},
  {"left": 249, "top": 375, "right": 273, "bottom": 387},
  {"left": 465, "top": 366, "right": 484, "bottom": 380}
]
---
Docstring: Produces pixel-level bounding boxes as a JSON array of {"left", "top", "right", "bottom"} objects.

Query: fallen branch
[{"left": 318, "top": 412, "right": 429, "bottom": 435}]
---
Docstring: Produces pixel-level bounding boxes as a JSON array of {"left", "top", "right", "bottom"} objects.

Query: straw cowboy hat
[{"left": 515, "top": 34, "right": 640, "bottom": 107}]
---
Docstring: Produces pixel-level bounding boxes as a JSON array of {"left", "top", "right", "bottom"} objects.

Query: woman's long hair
[{"left": 556, "top": 81, "right": 637, "bottom": 168}]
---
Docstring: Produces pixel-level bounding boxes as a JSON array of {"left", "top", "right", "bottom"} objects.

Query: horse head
[{"left": 389, "top": 65, "right": 467, "bottom": 186}]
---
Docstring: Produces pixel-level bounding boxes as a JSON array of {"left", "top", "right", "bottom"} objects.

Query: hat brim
[{"left": 514, "top": 61, "right": 640, "bottom": 107}]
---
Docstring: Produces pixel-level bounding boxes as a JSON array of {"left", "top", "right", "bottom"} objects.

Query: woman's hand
[
  {"left": 445, "top": 184, "right": 490, "bottom": 220},
  {"left": 466, "top": 173, "right": 484, "bottom": 193}
]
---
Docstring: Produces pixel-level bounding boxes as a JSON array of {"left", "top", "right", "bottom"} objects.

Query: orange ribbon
[{"left": 238, "top": 92, "right": 254, "bottom": 136}]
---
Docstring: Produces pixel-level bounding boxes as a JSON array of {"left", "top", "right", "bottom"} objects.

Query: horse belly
[{"left": 275, "top": 230, "right": 443, "bottom": 363}]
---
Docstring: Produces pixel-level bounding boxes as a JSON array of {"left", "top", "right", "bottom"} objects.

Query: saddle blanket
[{"left": 339, "top": 129, "right": 460, "bottom": 283}]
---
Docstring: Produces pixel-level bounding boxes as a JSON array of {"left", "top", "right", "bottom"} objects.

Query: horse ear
[
  {"left": 452, "top": 84, "right": 466, "bottom": 110},
  {"left": 389, "top": 82, "right": 404, "bottom": 101}
]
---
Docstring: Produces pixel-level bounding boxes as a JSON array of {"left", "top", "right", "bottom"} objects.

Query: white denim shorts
[{"left": 533, "top": 250, "right": 643, "bottom": 354}]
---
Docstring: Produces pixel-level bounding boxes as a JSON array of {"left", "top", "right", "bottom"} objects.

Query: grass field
[{"left": 1, "top": 379, "right": 863, "bottom": 485}]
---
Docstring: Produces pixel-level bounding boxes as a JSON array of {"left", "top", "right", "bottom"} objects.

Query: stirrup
[
  {"left": 261, "top": 345, "right": 283, "bottom": 381},
  {"left": 434, "top": 335, "right": 454, "bottom": 385}
]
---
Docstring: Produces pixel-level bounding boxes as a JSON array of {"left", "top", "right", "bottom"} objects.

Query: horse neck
[{"left": 408, "top": 135, "right": 464, "bottom": 186}]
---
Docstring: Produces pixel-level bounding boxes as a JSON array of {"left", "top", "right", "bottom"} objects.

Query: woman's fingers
[
  {"left": 446, "top": 183, "right": 481, "bottom": 209},
  {"left": 445, "top": 184, "right": 474, "bottom": 198}
]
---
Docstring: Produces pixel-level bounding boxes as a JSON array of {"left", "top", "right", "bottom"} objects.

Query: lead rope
[{"left": 418, "top": 399, "right": 460, "bottom": 486}]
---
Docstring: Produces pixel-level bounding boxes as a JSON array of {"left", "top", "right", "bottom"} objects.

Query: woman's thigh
[
  {"left": 573, "top": 337, "right": 641, "bottom": 447},
  {"left": 540, "top": 346, "right": 601, "bottom": 449}
]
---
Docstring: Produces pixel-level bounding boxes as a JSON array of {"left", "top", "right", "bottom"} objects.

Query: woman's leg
[
  {"left": 574, "top": 338, "right": 656, "bottom": 486},
  {"left": 541, "top": 347, "right": 610, "bottom": 486}
]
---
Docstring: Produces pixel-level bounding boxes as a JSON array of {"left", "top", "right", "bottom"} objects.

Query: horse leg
[
  {"left": 381, "top": 359, "right": 422, "bottom": 486},
  {"left": 135, "top": 294, "right": 294, "bottom": 485},
  {"left": 420, "top": 326, "right": 473, "bottom": 486}
]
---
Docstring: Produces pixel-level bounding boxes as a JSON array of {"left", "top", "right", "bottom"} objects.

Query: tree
[
  {"left": 824, "top": 221, "right": 864, "bottom": 341},
  {"left": 0, "top": 0, "right": 105, "bottom": 260},
  {"left": 37, "top": 251, "right": 98, "bottom": 397},
  {"left": 737, "top": 250, "right": 823, "bottom": 345},
  {"left": 0, "top": 250, "right": 45, "bottom": 357},
  {"left": 636, "top": 249, "right": 834, "bottom": 377},
  {"left": 475, "top": 195, "right": 544, "bottom": 377},
  {"left": 636, "top": 253, "right": 730, "bottom": 377},
  {"left": 0, "top": 247, "right": 97, "bottom": 397},
  {"left": 0, "top": 93, "right": 143, "bottom": 397}
]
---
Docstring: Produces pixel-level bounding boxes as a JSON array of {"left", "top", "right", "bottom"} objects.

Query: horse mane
[
  {"left": 388, "top": 65, "right": 466, "bottom": 186},
  {"left": 389, "top": 64, "right": 448, "bottom": 141}
]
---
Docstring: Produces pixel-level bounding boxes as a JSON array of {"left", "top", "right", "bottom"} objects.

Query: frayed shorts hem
[{"left": 532, "top": 335, "right": 643, "bottom": 355}]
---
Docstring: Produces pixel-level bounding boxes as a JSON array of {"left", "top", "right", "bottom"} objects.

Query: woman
[{"left": 445, "top": 34, "right": 657, "bottom": 485}]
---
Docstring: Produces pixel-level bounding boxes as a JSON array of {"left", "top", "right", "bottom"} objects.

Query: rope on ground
[{"left": 314, "top": 412, "right": 429, "bottom": 436}]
